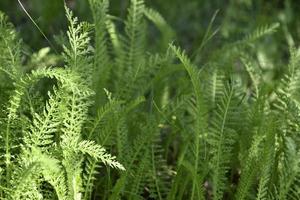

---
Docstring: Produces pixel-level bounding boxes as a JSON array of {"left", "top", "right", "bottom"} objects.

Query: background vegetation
[{"left": 0, "top": 0, "right": 300, "bottom": 199}]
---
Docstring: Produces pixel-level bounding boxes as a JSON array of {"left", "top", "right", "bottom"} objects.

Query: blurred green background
[{"left": 0, "top": 0, "right": 300, "bottom": 64}]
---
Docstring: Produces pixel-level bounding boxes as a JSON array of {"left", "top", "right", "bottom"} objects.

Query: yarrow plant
[{"left": 0, "top": 0, "right": 300, "bottom": 200}]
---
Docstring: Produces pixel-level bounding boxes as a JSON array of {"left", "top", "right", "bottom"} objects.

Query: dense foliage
[{"left": 0, "top": 0, "right": 300, "bottom": 199}]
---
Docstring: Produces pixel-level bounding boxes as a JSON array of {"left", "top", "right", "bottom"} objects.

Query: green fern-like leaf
[
  {"left": 208, "top": 82, "right": 238, "bottom": 200},
  {"left": 170, "top": 44, "right": 206, "bottom": 200}
]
